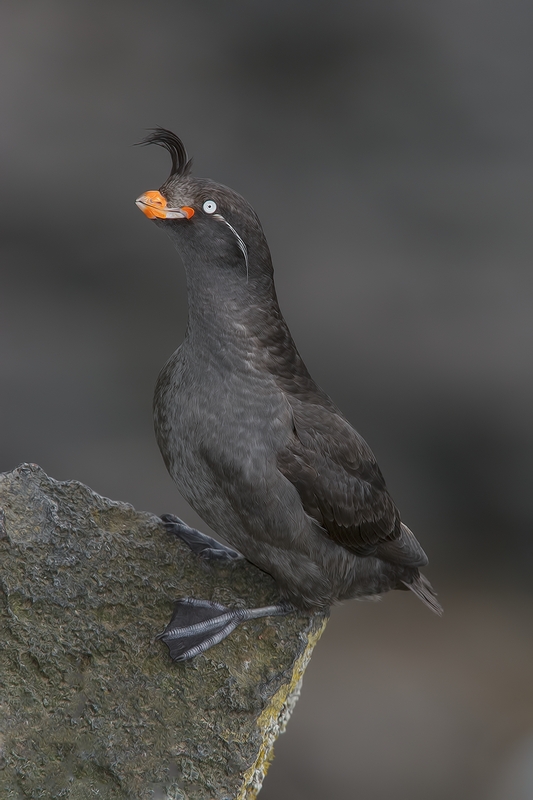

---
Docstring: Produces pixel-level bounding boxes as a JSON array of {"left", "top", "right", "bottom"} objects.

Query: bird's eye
[{"left": 203, "top": 200, "right": 217, "bottom": 214}]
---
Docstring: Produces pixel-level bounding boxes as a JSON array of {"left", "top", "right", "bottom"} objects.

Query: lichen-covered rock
[{"left": 0, "top": 464, "right": 327, "bottom": 799}]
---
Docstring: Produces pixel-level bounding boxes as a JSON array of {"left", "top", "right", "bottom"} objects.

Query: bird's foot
[
  {"left": 157, "top": 597, "right": 294, "bottom": 661},
  {"left": 160, "top": 513, "right": 243, "bottom": 562}
]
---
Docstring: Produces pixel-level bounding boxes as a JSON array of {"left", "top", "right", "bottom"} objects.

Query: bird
[{"left": 135, "top": 128, "right": 442, "bottom": 662}]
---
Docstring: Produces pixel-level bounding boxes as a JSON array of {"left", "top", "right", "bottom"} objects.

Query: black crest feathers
[{"left": 141, "top": 128, "right": 192, "bottom": 178}]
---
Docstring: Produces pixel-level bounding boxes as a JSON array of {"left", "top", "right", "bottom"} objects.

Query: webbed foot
[
  {"left": 157, "top": 597, "right": 294, "bottom": 661},
  {"left": 160, "top": 513, "right": 243, "bottom": 562}
]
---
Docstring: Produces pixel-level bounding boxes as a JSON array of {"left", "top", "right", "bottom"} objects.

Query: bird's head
[{"left": 136, "top": 128, "right": 272, "bottom": 285}]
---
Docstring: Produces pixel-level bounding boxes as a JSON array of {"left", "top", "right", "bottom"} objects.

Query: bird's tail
[{"left": 402, "top": 572, "right": 443, "bottom": 616}]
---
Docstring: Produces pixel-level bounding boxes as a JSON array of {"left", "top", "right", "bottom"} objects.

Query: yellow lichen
[{"left": 237, "top": 617, "right": 328, "bottom": 799}]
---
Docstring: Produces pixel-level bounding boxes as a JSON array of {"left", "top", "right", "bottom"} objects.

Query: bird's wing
[{"left": 277, "top": 400, "right": 427, "bottom": 566}]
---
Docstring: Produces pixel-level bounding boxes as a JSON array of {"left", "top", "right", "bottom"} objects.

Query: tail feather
[{"left": 402, "top": 572, "right": 443, "bottom": 616}]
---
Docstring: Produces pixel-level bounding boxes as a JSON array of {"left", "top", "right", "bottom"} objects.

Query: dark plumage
[{"left": 135, "top": 129, "right": 441, "bottom": 661}]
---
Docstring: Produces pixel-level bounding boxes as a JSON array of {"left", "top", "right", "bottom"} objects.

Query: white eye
[{"left": 203, "top": 200, "right": 217, "bottom": 214}]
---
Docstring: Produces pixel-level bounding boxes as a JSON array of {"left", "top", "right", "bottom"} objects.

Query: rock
[{"left": 0, "top": 464, "right": 327, "bottom": 799}]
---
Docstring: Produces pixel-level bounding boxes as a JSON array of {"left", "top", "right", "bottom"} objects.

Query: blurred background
[{"left": 1, "top": 1, "right": 532, "bottom": 797}]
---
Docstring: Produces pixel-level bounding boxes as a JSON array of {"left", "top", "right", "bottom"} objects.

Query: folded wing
[{"left": 277, "top": 401, "right": 428, "bottom": 568}]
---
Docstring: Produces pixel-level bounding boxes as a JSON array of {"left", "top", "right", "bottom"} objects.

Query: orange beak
[{"left": 135, "top": 190, "right": 195, "bottom": 220}]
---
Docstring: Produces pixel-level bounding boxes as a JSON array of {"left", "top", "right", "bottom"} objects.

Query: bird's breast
[{"left": 153, "top": 331, "right": 292, "bottom": 521}]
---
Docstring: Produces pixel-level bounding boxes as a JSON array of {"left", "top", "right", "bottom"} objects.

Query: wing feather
[
  {"left": 277, "top": 400, "right": 426, "bottom": 566},
  {"left": 248, "top": 311, "right": 427, "bottom": 567}
]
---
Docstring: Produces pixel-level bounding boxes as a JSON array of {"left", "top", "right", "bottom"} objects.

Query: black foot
[
  {"left": 157, "top": 597, "right": 294, "bottom": 662},
  {"left": 160, "top": 513, "right": 243, "bottom": 562}
]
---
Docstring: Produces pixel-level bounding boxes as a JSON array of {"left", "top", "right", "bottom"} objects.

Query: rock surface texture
[{"left": 0, "top": 464, "right": 327, "bottom": 799}]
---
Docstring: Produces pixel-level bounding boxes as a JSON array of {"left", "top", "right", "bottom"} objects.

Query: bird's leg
[
  {"left": 160, "top": 513, "right": 243, "bottom": 562},
  {"left": 157, "top": 597, "right": 295, "bottom": 661},
  {"left": 159, "top": 514, "right": 295, "bottom": 660}
]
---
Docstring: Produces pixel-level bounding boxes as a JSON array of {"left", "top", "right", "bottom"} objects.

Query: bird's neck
[
  {"left": 179, "top": 249, "right": 319, "bottom": 398},
  {"left": 180, "top": 250, "right": 281, "bottom": 346}
]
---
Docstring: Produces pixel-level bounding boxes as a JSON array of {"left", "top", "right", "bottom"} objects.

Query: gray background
[{"left": 1, "top": 2, "right": 532, "bottom": 798}]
